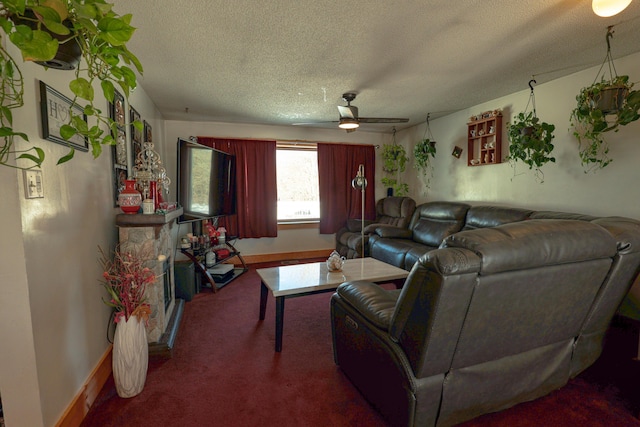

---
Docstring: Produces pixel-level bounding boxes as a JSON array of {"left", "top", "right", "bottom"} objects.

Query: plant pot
[
  {"left": 520, "top": 126, "right": 535, "bottom": 136},
  {"left": 112, "top": 314, "right": 148, "bottom": 398},
  {"left": 593, "top": 86, "right": 629, "bottom": 115},
  {"left": 13, "top": 10, "right": 82, "bottom": 70}
]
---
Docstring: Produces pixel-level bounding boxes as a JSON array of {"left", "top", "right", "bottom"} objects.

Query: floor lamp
[{"left": 352, "top": 164, "right": 367, "bottom": 258}]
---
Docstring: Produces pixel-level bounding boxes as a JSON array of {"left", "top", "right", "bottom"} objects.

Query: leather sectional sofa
[{"left": 331, "top": 201, "right": 640, "bottom": 426}]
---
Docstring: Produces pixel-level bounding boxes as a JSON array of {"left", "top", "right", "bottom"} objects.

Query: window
[{"left": 276, "top": 142, "right": 320, "bottom": 222}]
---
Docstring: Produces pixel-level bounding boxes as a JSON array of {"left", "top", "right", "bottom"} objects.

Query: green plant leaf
[
  {"left": 10, "top": 27, "right": 59, "bottom": 62},
  {"left": 69, "top": 77, "right": 94, "bottom": 101},
  {"left": 56, "top": 148, "right": 75, "bottom": 165},
  {"left": 101, "top": 80, "right": 115, "bottom": 103},
  {"left": 97, "top": 16, "right": 135, "bottom": 46},
  {"left": 59, "top": 124, "right": 77, "bottom": 140}
]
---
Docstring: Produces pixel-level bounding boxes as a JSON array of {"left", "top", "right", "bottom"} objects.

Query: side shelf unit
[
  {"left": 180, "top": 239, "right": 248, "bottom": 292},
  {"left": 467, "top": 111, "right": 502, "bottom": 166}
]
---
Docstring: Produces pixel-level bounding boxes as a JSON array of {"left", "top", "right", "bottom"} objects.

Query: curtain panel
[
  {"left": 197, "top": 137, "right": 278, "bottom": 239},
  {"left": 317, "top": 143, "right": 376, "bottom": 234}
]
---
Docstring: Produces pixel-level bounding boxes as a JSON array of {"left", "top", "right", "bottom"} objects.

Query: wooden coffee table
[{"left": 257, "top": 257, "right": 408, "bottom": 352}]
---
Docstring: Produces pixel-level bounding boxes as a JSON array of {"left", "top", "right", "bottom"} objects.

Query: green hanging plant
[
  {"left": 381, "top": 129, "right": 409, "bottom": 196},
  {"left": 507, "top": 80, "right": 556, "bottom": 183},
  {"left": 569, "top": 27, "right": 640, "bottom": 173},
  {"left": 0, "top": 0, "right": 143, "bottom": 170},
  {"left": 413, "top": 115, "right": 437, "bottom": 191}
]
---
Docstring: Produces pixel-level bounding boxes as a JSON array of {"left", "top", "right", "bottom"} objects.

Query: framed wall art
[
  {"left": 144, "top": 120, "right": 152, "bottom": 143},
  {"left": 130, "top": 106, "right": 142, "bottom": 167},
  {"left": 39, "top": 81, "right": 89, "bottom": 152},
  {"left": 110, "top": 89, "right": 129, "bottom": 206}
]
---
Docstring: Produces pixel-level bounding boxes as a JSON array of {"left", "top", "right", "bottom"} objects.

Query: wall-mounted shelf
[{"left": 467, "top": 111, "right": 502, "bottom": 166}]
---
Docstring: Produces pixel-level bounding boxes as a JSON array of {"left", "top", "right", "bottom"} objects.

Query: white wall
[
  {"left": 397, "top": 51, "right": 640, "bottom": 218},
  {"left": 163, "top": 120, "right": 389, "bottom": 257},
  {"left": 0, "top": 39, "right": 163, "bottom": 426}
]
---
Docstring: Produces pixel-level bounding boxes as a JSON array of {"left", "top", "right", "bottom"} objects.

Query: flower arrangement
[{"left": 99, "top": 246, "right": 156, "bottom": 323}]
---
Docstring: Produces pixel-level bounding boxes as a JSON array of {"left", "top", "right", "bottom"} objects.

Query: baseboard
[
  {"left": 55, "top": 345, "right": 113, "bottom": 427},
  {"left": 239, "top": 249, "right": 332, "bottom": 265}
]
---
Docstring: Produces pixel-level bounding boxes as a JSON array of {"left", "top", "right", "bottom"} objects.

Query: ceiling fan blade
[
  {"left": 292, "top": 121, "right": 338, "bottom": 126},
  {"left": 337, "top": 105, "right": 358, "bottom": 119},
  {"left": 358, "top": 117, "right": 409, "bottom": 124}
]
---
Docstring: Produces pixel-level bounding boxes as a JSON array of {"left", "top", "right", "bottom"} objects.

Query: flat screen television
[{"left": 177, "top": 138, "right": 237, "bottom": 222}]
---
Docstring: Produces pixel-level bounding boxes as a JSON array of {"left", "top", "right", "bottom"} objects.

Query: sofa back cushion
[
  {"left": 375, "top": 196, "right": 416, "bottom": 228},
  {"left": 441, "top": 220, "right": 617, "bottom": 368},
  {"left": 462, "top": 205, "right": 533, "bottom": 230},
  {"left": 409, "top": 202, "right": 470, "bottom": 247}
]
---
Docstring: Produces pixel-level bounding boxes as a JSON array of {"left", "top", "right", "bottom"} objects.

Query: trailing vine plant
[
  {"left": 381, "top": 127, "right": 409, "bottom": 196},
  {"left": 0, "top": 0, "right": 143, "bottom": 169},
  {"left": 413, "top": 114, "right": 436, "bottom": 192},
  {"left": 507, "top": 80, "right": 555, "bottom": 183},
  {"left": 569, "top": 27, "right": 640, "bottom": 173}
]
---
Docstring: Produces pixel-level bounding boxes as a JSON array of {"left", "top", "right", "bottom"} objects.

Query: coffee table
[{"left": 257, "top": 257, "right": 409, "bottom": 352}]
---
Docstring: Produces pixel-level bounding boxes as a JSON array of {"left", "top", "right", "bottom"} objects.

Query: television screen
[{"left": 177, "top": 138, "right": 237, "bottom": 222}]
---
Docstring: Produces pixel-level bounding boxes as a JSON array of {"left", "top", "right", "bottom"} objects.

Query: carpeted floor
[{"left": 81, "top": 261, "right": 640, "bottom": 427}]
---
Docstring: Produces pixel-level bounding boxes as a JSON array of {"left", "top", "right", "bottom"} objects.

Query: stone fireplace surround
[{"left": 116, "top": 208, "right": 184, "bottom": 356}]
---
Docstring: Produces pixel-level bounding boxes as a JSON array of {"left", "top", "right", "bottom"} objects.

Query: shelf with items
[
  {"left": 467, "top": 110, "right": 502, "bottom": 166},
  {"left": 179, "top": 238, "right": 248, "bottom": 292}
]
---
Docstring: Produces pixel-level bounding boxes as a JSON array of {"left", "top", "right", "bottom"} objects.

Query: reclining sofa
[
  {"left": 335, "top": 196, "right": 416, "bottom": 259},
  {"left": 331, "top": 202, "right": 640, "bottom": 426}
]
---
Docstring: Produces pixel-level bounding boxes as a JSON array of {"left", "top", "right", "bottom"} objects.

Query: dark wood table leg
[
  {"left": 275, "top": 296, "right": 285, "bottom": 352},
  {"left": 259, "top": 281, "right": 268, "bottom": 320}
]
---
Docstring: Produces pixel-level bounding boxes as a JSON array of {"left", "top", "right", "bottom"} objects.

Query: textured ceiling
[{"left": 110, "top": 0, "right": 640, "bottom": 133}]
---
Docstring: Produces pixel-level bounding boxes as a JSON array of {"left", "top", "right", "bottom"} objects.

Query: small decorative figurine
[{"left": 326, "top": 250, "right": 346, "bottom": 272}]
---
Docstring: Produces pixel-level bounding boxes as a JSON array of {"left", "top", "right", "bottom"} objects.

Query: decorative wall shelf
[{"left": 467, "top": 110, "right": 503, "bottom": 166}]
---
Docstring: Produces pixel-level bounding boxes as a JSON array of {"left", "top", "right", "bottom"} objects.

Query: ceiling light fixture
[
  {"left": 592, "top": 0, "right": 632, "bottom": 17},
  {"left": 338, "top": 117, "right": 359, "bottom": 129}
]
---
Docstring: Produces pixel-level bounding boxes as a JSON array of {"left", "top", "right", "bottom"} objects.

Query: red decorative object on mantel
[
  {"left": 118, "top": 179, "right": 142, "bottom": 214},
  {"left": 148, "top": 180, "right": 158, "bottom": 210}
]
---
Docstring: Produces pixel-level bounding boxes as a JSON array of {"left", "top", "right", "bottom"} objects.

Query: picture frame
[
  {"left": 452, "top": 146, "right": 463, "bottom": 158},
  {"left": 112, "top": 90, "right": 126, "bottom": 128},
  {"left": 39, "top": 81, "right": 89, "bottom": 151},
  {"left": 112, "top": 165, "right": 128, "bottom": 208},
  {"left": 130, "top": 106, "right": 142, "bottom": 167},
  {"left": 144, "top": 120, "right": 152, "bottom": 143}
]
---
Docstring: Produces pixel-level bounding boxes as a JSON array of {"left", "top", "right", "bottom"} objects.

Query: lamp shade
[
  {"left": 338, "top": 118, "right": 359, "bottom": 129},
  {"left": 592, "top": 0, "right": 632, "bottom": 17}
]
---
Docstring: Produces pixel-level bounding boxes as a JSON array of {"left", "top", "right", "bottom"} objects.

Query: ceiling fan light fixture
[
  {"left": 339, "top": 118, "right": 360, "bottom": 129},
  {"left": 592, "top": 0, "right": 632, "bottom": 17}
]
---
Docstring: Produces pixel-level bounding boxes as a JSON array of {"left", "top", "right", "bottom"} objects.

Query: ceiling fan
[{"left": 294, "top": 92, "right": 409, "bottom": 132}]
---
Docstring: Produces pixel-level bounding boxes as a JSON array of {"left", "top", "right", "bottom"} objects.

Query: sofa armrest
[
  {"left": 373, "top": 224, "right": 413, "bottom": 239},
  {"left": 336, "top": 281, "right": 399, "bottom": 330}
]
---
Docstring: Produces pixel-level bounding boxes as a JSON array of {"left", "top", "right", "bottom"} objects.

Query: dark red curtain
[
  {"left": 197, "top": 137, "right": 277, "bottom": 238},
  {"left": 317, "top": 143, "right": 376, "bottom": 234}
]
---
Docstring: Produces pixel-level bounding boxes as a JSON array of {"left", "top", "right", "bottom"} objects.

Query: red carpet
[{"left": 81, "top": 261, "right": 640, "bottom": 427}]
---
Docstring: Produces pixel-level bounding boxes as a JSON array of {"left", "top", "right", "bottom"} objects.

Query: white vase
[{"left": 112, "top": 314, "right": 148, "bottom": 398}]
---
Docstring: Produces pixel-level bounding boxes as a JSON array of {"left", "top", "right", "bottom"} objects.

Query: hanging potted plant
[
  {"left": 413, "top": 114, "right": 437, "bottom": 191},
  {"left": 0, "top": 0, "right": 143, "bottom": 169},
  {"left": 381, "top": 128, "right": 409, "bottom": 196},
  {"left": 569, "top": 26, "right": 640, "bottom": 173},
  {"left": 508, "top": 111, "right": 555, "bottom": 182}
]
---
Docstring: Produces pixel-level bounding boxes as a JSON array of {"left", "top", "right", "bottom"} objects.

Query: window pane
[{"left": 277, "top": 148, "right": 320, "bottom": 221}]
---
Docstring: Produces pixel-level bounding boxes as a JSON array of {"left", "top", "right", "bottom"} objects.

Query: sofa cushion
[
  {"left": 442, "top": 219, "right": 617, "bottom": 275},
  {"left": 409, "top": 202, "right": 471, "bottom": 247},
  {"left": 463, "top": 205, "right": 532, "bottom": 230}
]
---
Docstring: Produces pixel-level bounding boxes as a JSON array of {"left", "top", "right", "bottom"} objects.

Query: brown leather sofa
[
  {"left": 335, "top": 196, "right": 416, "bottom": 259},
  {"left": 331, "top": 211, "right": 640, "bottom": 426}
]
